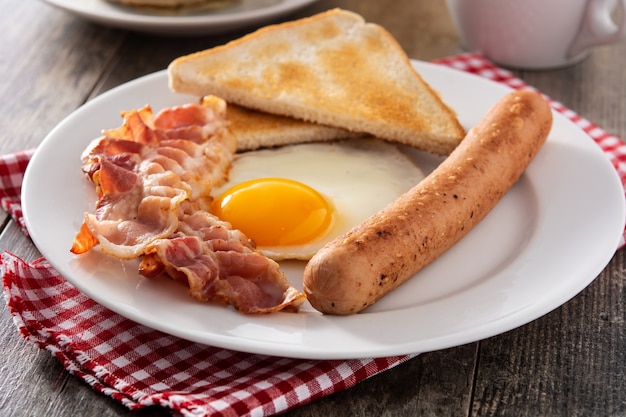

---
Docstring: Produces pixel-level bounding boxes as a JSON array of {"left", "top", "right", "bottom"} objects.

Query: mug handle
[{"left": 568, "top": 0, "right": 626, "bottom": 58}]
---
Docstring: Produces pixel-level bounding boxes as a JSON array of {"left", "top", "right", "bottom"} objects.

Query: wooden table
[{"left": 2, "top": 1, "right": 625, "bottom": 416}]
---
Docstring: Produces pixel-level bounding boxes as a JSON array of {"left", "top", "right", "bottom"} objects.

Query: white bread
[
  {"left": 225, "top": 102, "right": 363, "bottom": 151},
  {"left": 168, "top": 8, "right": 465, "bottom": 155}
]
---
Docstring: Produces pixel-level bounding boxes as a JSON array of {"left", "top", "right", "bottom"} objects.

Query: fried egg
[{"left": 210, "top": 138, "right": 425, "bottom": 260}]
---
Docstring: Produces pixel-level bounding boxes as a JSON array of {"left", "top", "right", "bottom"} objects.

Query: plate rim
[
  {"left": 41, "top": 0, "right": 320, "bottom": 34},
  {"left": 21, "top": 61, "right": 626, "bottom": 359}
]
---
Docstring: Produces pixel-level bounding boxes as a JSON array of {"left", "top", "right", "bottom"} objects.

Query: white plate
[
  {"left": 22, "top": 61, "right": 625, "bottom": 360},
  {"left": 41, "top": 0, "right": 319, "bottom": 35}
]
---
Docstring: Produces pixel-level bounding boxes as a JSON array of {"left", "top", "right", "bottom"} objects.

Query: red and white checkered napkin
[
  {"left": 1, "top": 53, "right": 625, "bottom": 417},
  {"left": 3, "top": 253, "right": 408, "bottom": 416}
]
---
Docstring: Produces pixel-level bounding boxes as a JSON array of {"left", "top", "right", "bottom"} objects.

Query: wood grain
[
  {"left": 0, "top": 1, "right": 126, "bottom": 154},
  {"left": 0, "top": 0, "right": 625, "bottom": 415}
]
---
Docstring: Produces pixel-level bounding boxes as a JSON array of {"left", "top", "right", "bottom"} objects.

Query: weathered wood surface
[{"left": 1, "top": 0, "right": 625, "bottom": 416}]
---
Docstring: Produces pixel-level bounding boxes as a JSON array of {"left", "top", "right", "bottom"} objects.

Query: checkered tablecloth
[{"left": 2, "top": 53, "right": 625, "bottom": 417}]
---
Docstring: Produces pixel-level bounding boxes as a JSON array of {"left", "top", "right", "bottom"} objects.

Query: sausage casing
[{"left": 303, "top": 90, "right": 553, "bottom": 315}]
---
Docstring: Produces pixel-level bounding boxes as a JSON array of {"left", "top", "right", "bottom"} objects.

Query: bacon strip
[
  {"left": 140, "top": 209, "right": 306, "bottom": 314},
  {"left": 71, "top": 98, "right": 234, "bottom": 259},
  {"left": 71, "top": 96, "right": 306, "bottom": 313}
]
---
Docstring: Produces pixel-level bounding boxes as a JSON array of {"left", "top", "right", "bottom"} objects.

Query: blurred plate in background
[{"left": 41, "top": 0, "right": 319, "bottom": 35}]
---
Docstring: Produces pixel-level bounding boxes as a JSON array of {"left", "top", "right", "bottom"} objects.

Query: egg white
[{"left": 211, "top": 138, "right": 426, "bottom": 260}]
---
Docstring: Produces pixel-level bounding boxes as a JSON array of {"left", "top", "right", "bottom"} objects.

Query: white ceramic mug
[{"left": 445, "top": 0, "right": 626, "bottom": 69}]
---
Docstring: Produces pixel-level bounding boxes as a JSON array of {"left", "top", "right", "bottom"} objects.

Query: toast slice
[
  {"left": 225, "top": 102, "right": 363, "bottom": 151},
  {"left": 168, "top": 8, "right": 465, "bottom": 155}
]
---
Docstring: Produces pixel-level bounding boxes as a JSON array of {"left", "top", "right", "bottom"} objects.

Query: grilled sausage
[{"left": 303, "top": 90, "right": 553, "bottom": 314}]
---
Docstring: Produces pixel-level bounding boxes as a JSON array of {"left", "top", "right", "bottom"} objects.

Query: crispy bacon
[
  {"left": 71, "top": 99, "right": 235, "bottom": 260},
  {"left": 101, "top": 105, "right": 159, "bottom": 146},
  {"left": 140, "top": 209, "right": 306, "bottom": 314},
  {"left": 71, "top": 96, "right": 306, "bottom": 313},
  {"left": 97, "top": 157, "right": 139, "bottom": 195}
]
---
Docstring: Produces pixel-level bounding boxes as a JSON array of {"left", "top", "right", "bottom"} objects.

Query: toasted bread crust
[
  {"left": 226, "top": 103, "right": 362, "bottom": 151},
  {"left": 168, "top": 9, "right": 465, "bottom": 155}
]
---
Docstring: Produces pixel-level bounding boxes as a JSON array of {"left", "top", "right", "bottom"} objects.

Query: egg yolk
[{"left": 211, "top": 178, "right": 332, "bottom": 246}]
